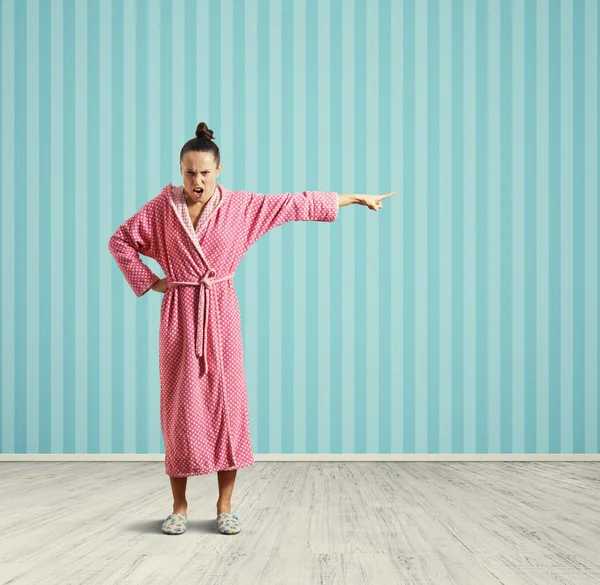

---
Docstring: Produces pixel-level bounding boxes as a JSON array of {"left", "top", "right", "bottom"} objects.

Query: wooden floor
[{"left": 0, "top": 461, "right": 599, "bottom": 584}]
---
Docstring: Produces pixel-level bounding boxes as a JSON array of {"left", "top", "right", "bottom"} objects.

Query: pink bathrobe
[{"left": 108, "top": 183, "right": 339, "bottom": 477}]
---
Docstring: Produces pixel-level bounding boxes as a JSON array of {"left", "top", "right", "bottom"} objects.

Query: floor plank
[{"left": 0, "top": 462, "right": 598, "bottom": 584}]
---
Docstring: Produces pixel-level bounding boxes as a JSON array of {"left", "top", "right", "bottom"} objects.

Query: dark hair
[{"left": 179, "top": 122, "right": 220, "bottom": 167}]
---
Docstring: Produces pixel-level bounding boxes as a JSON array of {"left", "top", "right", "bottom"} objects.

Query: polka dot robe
[{"left": 108, "top": 183, "right": 339, "bottom": 477}]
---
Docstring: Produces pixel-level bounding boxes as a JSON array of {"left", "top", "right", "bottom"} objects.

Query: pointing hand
[{"left": 356, "top": 191, "right": 397, "bottom": 211}]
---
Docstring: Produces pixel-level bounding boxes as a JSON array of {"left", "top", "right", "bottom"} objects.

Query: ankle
[
  {"left": 173, "top": 499, "right": 188, "bottom": 512},
  {"left": 217, "top": 499, "right": 232, "bottom": 513}
]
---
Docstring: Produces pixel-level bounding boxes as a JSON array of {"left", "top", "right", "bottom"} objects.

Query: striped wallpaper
[{"left": 1, "top": 0, "right": 598, "bottom": 458}]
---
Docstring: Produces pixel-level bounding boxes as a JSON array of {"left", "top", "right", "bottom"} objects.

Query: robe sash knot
[{"left": 169, "top": 270, "right": 235, "bottom": 374}]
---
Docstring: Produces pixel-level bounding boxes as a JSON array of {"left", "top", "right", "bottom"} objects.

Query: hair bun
[{"left": 195, "top": 122, "right": 214, "bottom": 141}]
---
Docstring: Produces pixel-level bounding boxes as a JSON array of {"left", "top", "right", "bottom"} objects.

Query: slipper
[
  {"left": 161, "top": 512, "right": 187, "bottom": 535},
  {"left": 216, "top": 512, "right": 241, "bottom": 534}
]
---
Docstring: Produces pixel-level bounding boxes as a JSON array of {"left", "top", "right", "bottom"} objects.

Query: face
[{"left": 180, "top": 150, "right": 222, "bottom": 206}]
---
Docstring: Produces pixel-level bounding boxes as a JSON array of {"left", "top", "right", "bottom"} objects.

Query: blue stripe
[
  {"left": 305, "top": 0, "right": 319, "bottom": 454},
  {"left": 572, "top": 0, "right": 585, "bottom": 453},
  {"left": 354, "top": 0, "right": 367, "bottom": 454},
  {"left": 524, "top": 0, "right": 537, "bottom": 453},
  {"left": 379, "top": 0, "right": 392, "bottom": 454},
  {"left": 160, "top": 2, "right": 172, "bottom": 186},
  {"left": 451, "top": 0, "right": 464, "bottom": 454},
  {"left": 280, "top": 0, "right": 295, "bottom": 454},
  {"left": 1, "top": 2, "right": 6, "bottom": 453},
  {"left": 0, "top": 0, "right": 4, "bottom": 454},
  {"left": 500, "top": 0, "right": 513, "bottom": 454},
  {"left": 13, "top": 3, "right": 27, "bottom": 453},
  {"left": 427, "top": 0, "right": 440, "bottom": 454},
  {"left": 87, "top": 0, "right": 101, "bottom": 453},
  {"left": 14, "top": 0, "right": 26, "bottom": 454},
  {"left": 184, "top": 0, "right": 197, "bottom": 133},
  {"left": 548, "top": 0, "right": 561, "bottom": 454},
  {"left": 38, "top": 0, "right": 51, "bottom": 454},
  {"left": 403, "top": 0, "right": 416, "bottom": 453},
  {"left": 110, "top": 0, "right": 125, "bottom": 454},
  {"left": 62, "top": 0, "right": 76, "bottom": 453},
  {"left": 475, "top": 0, "right": 488, "bottom": 453},
  {"left": 329, "top": 0, "right": 343, "bottom": 454},
  {"left": 209, "top": 0, "right": 221, "bottom": 141}
]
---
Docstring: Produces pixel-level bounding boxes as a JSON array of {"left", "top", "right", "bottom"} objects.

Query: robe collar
[{"left": 165, "top": 182, "right": 227, "bottom": 269}]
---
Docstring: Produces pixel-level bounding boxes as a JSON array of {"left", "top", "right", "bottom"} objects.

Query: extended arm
[{"left": 244, "top": 190, "right": 339, "bottom": 249}]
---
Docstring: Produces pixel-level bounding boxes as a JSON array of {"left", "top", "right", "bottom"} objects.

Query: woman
[{"left": 108, "top": 122, "right": 395, "bottom": 536}]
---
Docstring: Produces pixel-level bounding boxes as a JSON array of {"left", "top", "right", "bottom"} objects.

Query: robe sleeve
[
  {"left": 243, "top": 190, "right": 339, "bottom": 249},
  {"left": 108, "top": 201, "right": 161, "bottom": 297}
]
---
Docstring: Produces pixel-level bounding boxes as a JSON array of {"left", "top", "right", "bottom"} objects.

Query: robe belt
[{"left": 169, "top": 270, "right": 235, "bottom": 374}]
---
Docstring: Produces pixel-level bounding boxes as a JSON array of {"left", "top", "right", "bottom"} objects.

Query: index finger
[{"left": 380, "top": 191, "right": 397, "bottom": 199}]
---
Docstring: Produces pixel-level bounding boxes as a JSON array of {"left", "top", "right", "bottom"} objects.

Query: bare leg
[
  {"left": 170, "top": 476, "right": 188, "bottom": 515},
  {"left": 216, "top": 469, "right": 237, "bottom": 514}
]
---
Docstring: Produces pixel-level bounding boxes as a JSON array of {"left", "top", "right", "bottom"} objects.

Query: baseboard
[{"left": 1, "top": 453, "right": 599, "bottom": 462}]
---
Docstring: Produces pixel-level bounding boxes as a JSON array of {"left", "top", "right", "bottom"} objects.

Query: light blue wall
[{"left": 1, "top": 0, "right": 598, "bottom": 456}]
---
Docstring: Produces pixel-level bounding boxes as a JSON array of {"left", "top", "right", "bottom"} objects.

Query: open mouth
[{"left": 193, "top": 188, "right": 204, "bottom": 197}]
